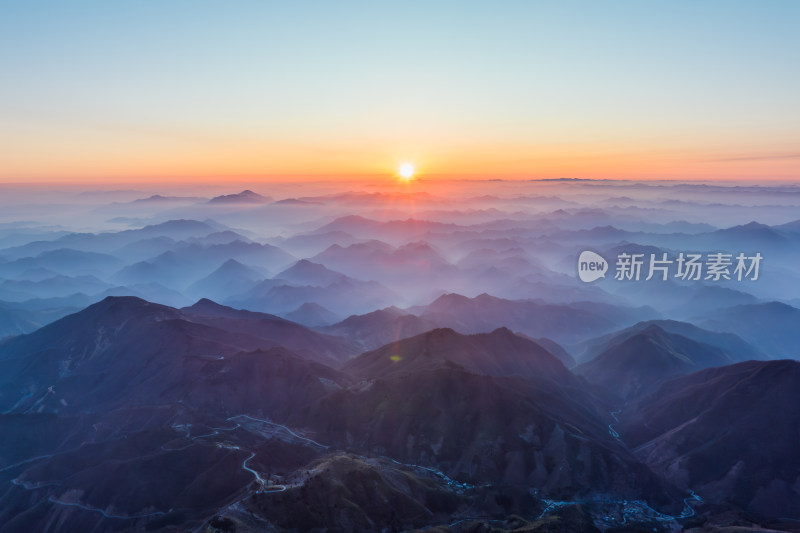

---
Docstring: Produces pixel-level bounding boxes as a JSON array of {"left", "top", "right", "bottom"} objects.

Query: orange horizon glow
[
  {"left": 2, "top": 118, "right": 798, "bottom": 183},
  {"left": 1, "top": 143, "right": 798, "bottom": 184}
]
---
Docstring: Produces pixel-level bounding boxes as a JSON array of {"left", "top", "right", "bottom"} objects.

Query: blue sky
[{"left": 1, "top": 1, "right": 798, "bottom": 181}]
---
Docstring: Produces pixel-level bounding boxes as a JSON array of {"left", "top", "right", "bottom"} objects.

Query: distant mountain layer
[
  {"left": 207, "top": 190, "right": 271, "bottom": 204},
  {"left": 415, "top": 292, "right": 656, "bottom": 344},
  {"left": 701, "top": 302, "right": 800, "bottom": 359},
  {"left": 283, "top": 301, "right": 341, "bottom": 327},
  {"left": 0, "top": 302, "right": 44, "bottom": 338},
  {"left": 184, "top": 258, "right": 264, "bottom": 301}
]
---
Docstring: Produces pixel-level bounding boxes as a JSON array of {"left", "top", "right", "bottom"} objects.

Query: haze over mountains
[{"left": 1, "top": 179, "right": 799, "bottom": 532}]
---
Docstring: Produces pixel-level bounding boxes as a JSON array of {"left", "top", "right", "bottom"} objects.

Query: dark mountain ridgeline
[
  {"left": 320, "top": 307, "right": 440, "bottom": 352},
  {"left": 207, "top": 190, "right": 272, "bottom": 204},
  {"left": 416, "top": 292, "right": 656, "bottom": 345},
  {"left": 181, "top": 298, "right": 358, "bottom": 364},
  {"left": 574, "top": 324, "right": 734, "bottom": 399},
  {"left": 575, "top": 319, "right": 766, "bottom": 365},
  {"left": 0, "top": 295, "right": 684, "bottom": 532},
  {"left": 342, "top": 326, "right": 572, "bottom": 382},
  {"left": 619, "top": 360, "right": 800, "bottom": 521}
]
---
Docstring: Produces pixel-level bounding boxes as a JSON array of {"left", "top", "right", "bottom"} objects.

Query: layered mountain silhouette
[
  {"left": 184, "top": 258, "right": 264, "bottom": 301},
  {"left": 277, "top": 229, "right": 361, "bottom": 257},
  {"left": 0, "top": 296, "right": 355, "bottom": 531},
  {"left": 0, "top": 302, "right": 44, "bottom": 338},
  {"left": 1, "top": 219, "right": 227, "bottom": 257},
  {"left": 320, "top": 307, "right": 439, "bottom": 351},
  {"left": 275, "top": 259, "right": 348, "bottom": 286},
  {"left": 283, "top": 301, "right": 341, "bottom": 327},
  {"left": 0, "top": 296, "right": 683, "bottom": 532},
  {"left": 575, "top": 324, "right": 734, "bottom": 399},
  {"left": 342, "top": 327, "right": 572, "bottom": 381},
  {"left": 112, "top": 241, "right": 294, "bottom": 290},
  {"left": 576, "top": 319, "right": 766, "bottom": 365},
  {"left": 415, "top": 292, "right": 655, "bottom": 344},
  {"left": 700, "top": 301, "right": 800, "bottom": 359},
  {"left": 311, "top": 215, "right": 459, "bottom": 244},
  {"left": 180, "top": 298, "right": 357, "bottom": 364},
  {"left": 207, "top": 189, "right": 271, "bottom": 204},
  {"left": 228, "top": 273, "right": 399, "bottom": 317},
  {"left": 0, "top": 297, "right": 350, "bottom": 413},
  {"left": 0, "top": 248, "right": 123, "bottom": 278},
  {"left": 2, "top": 181, "right": 800, "bottom": 532}
]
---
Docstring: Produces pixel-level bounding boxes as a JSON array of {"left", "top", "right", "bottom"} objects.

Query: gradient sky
[{"left": 1, "top": 1, "right": 799, "bottom": 182}]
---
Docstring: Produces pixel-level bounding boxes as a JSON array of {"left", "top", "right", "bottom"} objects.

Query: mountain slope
[
  {"left": 184, "top": 258, "right": 264, "bottom": 301},
  {"left": 303, "top": 366, "right": 675, "bottom": 505},
  {"left": 275, "top": 259, "right": 348, "bottom": 286},
  {"left": 207, "top": 189, "right": 271, "bottom": 204},
  {"left": 283, "top": 302, "right": 341, "bottom": 327},
  {"left": 700, "top": 301, "right": 800, "bottom": 359},
  {"left": 0, "top": 297, "right": 278, "bottom": 414},
  {"left": 321, "top": 307, "right": 440, "bottom": 351},
  {"left": 342, "top": 327, "right": 572, "bottom": 382},
  {"left": 576, "top": 319, "right": 766, "bottom": 365},
  {"left": 574, "top": 325, "right": 733, "bottom": 399},
  {"left": 417, "top": 292, "right": 653, "bottom": 344},
  {"left": 181, "top": 298, "right": 357, "bottom": 364},
  {"left": 0, "top": 302, "right": 43, "bottom": 339},
  {"left": 0, "top": 296, "right": 353, "bottom": 532},
  {"left": 619, "top": 360, "right": 800, "bottom": 520}
]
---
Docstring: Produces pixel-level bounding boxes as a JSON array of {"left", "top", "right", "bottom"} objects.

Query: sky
[{"left": 1, "top": 1, "right": 799, "bottom": 183}]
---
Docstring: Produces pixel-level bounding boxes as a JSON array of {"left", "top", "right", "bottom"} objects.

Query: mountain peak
[
  {"left": 343, "top": 326, "right": 570, "bottom": 383},
  {"left": 187, "top": 297, "right": 221, "bottom": 308},
  {"left": 741, "top": 220, "right": 770, "bottom": 229},
  {"left": 183, "top": 298, "right": 238, "bottom": 315},
  {"left": 576, "top": 325, "right": 731, "bottom": 399},
  {"left": 211, "top": 258, "right": 261, "bottom": 277},
  {"left": 208, "top": 190, "right": 271, "bottom": 204},
  {"left": 220, "top": 257, "right": 246, "bottom": 268},
  {"left": 26, "top": 296, "right": 183, "bottom": 340},
  {"left": 489, "top": 326, "right": 515, "bottom": 337},
  {"left": 94, "top": 294, "right": 141, "bottom": 303},
  {"left": 637, "top": 323, "right": 668, "bottom": 337},
  {"left": 429, "top": 292, "right": 472, "bottom": 307},
  {"left": 142, "top": 219, "right": 212, "bottom": 232},
  {"left": 277, "top": 260, "right": 348, "bottom": 286}
]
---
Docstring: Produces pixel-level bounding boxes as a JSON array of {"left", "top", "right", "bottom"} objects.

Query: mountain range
[{"left": 2, "top": 182, "right": 800, "bottom": 532}]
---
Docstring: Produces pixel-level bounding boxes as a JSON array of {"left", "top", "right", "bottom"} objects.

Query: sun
[{"left": 398, "top": 162, "right": 415, "bottom": 181}]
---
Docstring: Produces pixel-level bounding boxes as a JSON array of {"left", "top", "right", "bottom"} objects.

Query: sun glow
[{"left": 398, "top": 162, "right": 415, "bottom": 181}]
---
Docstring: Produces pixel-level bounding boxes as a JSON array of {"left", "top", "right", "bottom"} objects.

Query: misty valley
[{"left": 1, "top": 180, "right": 800, "bottom": 532}]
